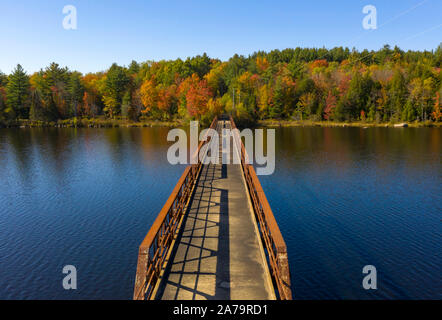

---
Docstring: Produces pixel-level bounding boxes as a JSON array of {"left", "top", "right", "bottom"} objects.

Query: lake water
[{"left": 0, "top": 126, "right": 440, "bottom": 299}]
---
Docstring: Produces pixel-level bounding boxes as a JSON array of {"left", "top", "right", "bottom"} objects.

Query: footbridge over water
[{"left": 133, "top": 116, "right": 291, "bottom": 300}]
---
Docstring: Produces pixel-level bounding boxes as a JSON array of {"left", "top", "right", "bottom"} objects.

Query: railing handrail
[
  {"left": 247, "top": 165, "right": 287, "bottom": 252},
  {"left": 229, "top": 115, "right": 292, "bottom": 300},
  {"left": 138, "top": 166, "right": 191, "bottom": 251},
  {"left": 138, "top": 116, "right": 217, "bottom": 252},
  {"left": 133, "top": 116, "right": 218, "bottom": 300}
]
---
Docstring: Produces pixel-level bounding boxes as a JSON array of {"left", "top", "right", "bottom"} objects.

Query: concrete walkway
[{"left": 155, "top": 121, "right": 275, "bottom": 300}]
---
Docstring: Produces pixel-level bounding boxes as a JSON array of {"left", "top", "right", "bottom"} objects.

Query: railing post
[
  {"left": 133, "top": 248, "right": 148, "bottom": 300},
  {"left": 277, "top": 249, "right": 292, "bottom": 300}
]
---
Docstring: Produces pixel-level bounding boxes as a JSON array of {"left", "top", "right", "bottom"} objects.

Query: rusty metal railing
[
  {"left": 230, "top": 116, "right": 292, "bottom": 300},
  {"left": 133, "top": 117, "right": 217, "bottom": 300}
]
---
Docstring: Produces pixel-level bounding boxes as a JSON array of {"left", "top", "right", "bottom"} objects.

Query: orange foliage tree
[
  {"left": 157, "top": 84, "right": 177, "bottom": 116},
  {"left": 185, "top": 76, "right": 211, "bottom": 118},
  {"left": 432, "top": 92, "right": 441, "bottom": 121},
  {"left": 140, "top": 77, "right": 158, "bottom": 114}
]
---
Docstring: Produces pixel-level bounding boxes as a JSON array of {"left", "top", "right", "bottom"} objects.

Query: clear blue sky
[{"left": 0, "top": 0, "right": 441, "bottom": 74}]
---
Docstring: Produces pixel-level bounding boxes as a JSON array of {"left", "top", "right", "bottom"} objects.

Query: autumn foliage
[
  {"left": 184, "top": 77, "right": 211, "bottom": 118},
  {"left": 1, "top": 45, "right": 442, "bottom": 126}
]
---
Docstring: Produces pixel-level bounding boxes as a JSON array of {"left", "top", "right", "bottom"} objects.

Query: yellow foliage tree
[
  {"left": 432, "top": 92, "right": 441, "bottom": 121},
  {"left": 140, "top": 78, "right": 158, "bottom": 114}
]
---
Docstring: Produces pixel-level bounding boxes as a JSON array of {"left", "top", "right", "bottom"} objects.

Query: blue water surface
[{"left": 0, "top": 126, "right": 440, "bottom": 299}]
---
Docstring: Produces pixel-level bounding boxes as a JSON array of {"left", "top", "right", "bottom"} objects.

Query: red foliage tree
[
  {"left": 186, "top": 78, "right": 211, "bottom": 118},
  {"left": 324, "top": 91, "right": 336, "bottom": 120}
]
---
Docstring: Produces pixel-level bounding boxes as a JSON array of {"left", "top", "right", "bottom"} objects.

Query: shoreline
[
  {"left": 258, "top": 119, "right": 441, "bottom": 128},
  {"left": 0, "top": 118, "right": 184, "bottom": 129},
  {"left": 0, "top": 118, "right": 440, "bottom": 129}
]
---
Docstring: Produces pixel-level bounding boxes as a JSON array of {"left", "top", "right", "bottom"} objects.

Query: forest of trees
[{"left": 0, "top": 44, "right": 441, "bottom": 127}]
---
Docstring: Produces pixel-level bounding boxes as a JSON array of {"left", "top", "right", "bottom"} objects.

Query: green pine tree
[
  {"left": 102, "top": 63, "right": 130, "bottom": 117},
  {"left": 6, "top": 64, "right": 30, "bottom": 119},
  {"left": 68, "top": 72, "right": 84, "bottom": 118},
  {"left": 389, "top": 70, "right": 407, "bottom": 120},
  {"left": 402, "top": 100, "right": 416, "bottom": 121}
]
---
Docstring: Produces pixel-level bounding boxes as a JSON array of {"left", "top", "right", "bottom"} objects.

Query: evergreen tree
[
  {"left": 402, "top": 100, "right": 416, "bottom": 121},
  {"left": 102, "top": 63, "right": 130, "bottom": 117},
  {"left": 0, "top": 71, "right": 6, "bottom": 123},
  {"left": 6, "top": 64, "right": 30, "bottom": 119},
  {"left": 68, "top": 72, "right": 84, "bottom": 117},
  {"left": 270, "top": 79, "right": 284, "bottom": 119},
  {"left": 121, "top": 91, "right": 131, "bottom": 118},
  {"left": 128, "top": 60, "right": 140, "bottom": 75},
  {"left": 39, "top": 63, "right": 70, "bottom": 120},
  {"left": 389, "top": 69, "right": 407, "bottom": 121},
  {"left": 0, "top": 71, "right": 7, "bottom": 86},
  {"left": 434, "top": 43, "right": 442, "bottom": 68},
  {"left": 367, "top": 103, "right": 376, "bottom": 122},
  {"left": 0, "top": 87, "right": 6, "bottom": 124}
]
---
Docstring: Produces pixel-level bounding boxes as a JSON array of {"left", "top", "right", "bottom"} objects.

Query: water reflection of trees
[
  {"left": 101, "top": 127, "right": 173, "bottom": 168},
  {"left": 4, "top": 129, "right": 36, "bottom": 185},
  {"left": 1, "top": 128, "right": 78, "bottom": 188},
  {"left": 2, "top": 127, "right": 439, "bottom": 188},
  {"left": 274, "top": 127, "right": 441, "bottom": 174}
]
